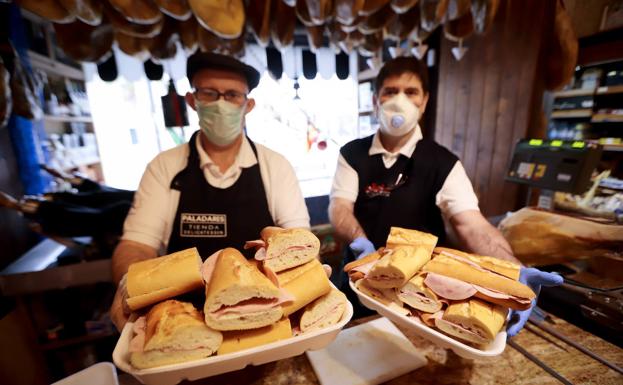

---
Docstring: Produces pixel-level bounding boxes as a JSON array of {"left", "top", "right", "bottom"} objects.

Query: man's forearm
[
  {"left": 329, "top": 199, "right": 366, "bottom": 243},
  {"left": 111, "top": 240, "right": 158, "bottom": 284},
  {"left": 458, "top": 226, "right": 519, "bottom": 264},
  {"left": 450, "top": 211, "right": 520, "bottom": 264}
]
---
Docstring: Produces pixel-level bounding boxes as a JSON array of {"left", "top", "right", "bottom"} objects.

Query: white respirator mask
[
  {"left": 378, "top": 93, "right": 420, "bottom": 137},
  {"left": 195, "top": 99, "right": 246, "bottom": 146}
]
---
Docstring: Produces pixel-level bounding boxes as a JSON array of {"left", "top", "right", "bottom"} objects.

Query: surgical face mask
[
  {"left": 196, "top": 99, "right": 246, "bottom": 146},
  {"left": 378, "top": 93, "right": 420, "bottom": 137}
]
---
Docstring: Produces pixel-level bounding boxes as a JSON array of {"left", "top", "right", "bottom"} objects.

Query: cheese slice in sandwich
[
  {"left": 246, "top": 226, "right": 320, "bottom": 273},
  {"left": 423, "top": 248, "right": 535, "bottom": 310},
  {"left": 129, "top": 300, "right": 222, "bottom": 369},
  {"left": 218, "top": 317, "right": 292, "bottom": 355},
  {"left": 365, "top": 243, "right": 434, "bottom": 289},
  {"left": 300, "top": 288, "right": 348, "bottom": 333},
  {"left": 126, "top": 247, "right": 204, "bottom": 311},
  {"left": 397, "top": 273, "right": 443, "bottom": 313},
  {"left": 276, "top": 259, "right": 331, "bottom": 316},
  {"left": 434, "top": 299, "right": 506, "bottom": 346},
  {"left": 204, "top": 248, "right": 287, "bottom": 331}
]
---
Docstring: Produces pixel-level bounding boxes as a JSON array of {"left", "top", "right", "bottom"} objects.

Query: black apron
[
  {"left": 167, "top": 131, "right": 274, "bottom": 259},
  {"left": 341, "top": 135, "right": 458, "bottom": 249}
]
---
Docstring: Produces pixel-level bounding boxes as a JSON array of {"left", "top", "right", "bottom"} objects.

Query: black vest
[
  {"left": 167, "top": 131, "right": 274, "bottom": 259},
  {"left": 341, "top": 135, "right": 458, "bottom": 248}
]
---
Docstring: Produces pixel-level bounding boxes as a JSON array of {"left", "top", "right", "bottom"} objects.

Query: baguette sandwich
[
  {"left": 397, "top": 272, "right": 443, "bottom": 313},
  {"left": 422, "top": 248, "right": 535, "bottom": 310},
  {"left": 218, "top": 317, "right": 292, "bottom": 355},
  {"left": 204, "top": 248, "right": 290, "bottom": 331},
  {"left": 245, "top": 226, "right": 320, "bottom": 273},
  {"left": 126, "top": 248, "right": 204, "bottom": 311},
  {"left": 276, "top": 259, "right": 331, "bottom": 316},
  {"left": 129, "top": 300, "right": 222, "bottom": 369},
  {"left": 433, "top": 299, "right": 506, "bottom": 346},
  {"left": 343, "top": 249, "right": 383, "bottom": 282},
  {"left": 385, "top": 226, "right": 439, "bottom": 250},
  {"left": 354, "top": 279, "right": 410, "bottom": 316},
  {"left": 300, "top": 288, "right": 348, "bottom": 333},
  {"left": 365, "top": 244, "right": 434, "bottom": 289}
]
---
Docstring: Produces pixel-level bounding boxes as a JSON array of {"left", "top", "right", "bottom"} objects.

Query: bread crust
[
  {"left": 277, "top": 259, "right": 331, "bottom": 316},
  {"left": 218, "top": 317, "right": 292, "bottom": 355},
  {"left": 126, "top": 248, "right": 204, "bottom": 311}
]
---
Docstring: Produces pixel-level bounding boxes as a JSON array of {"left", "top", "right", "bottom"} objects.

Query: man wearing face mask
[
  {"left": 109, "top": 52, "right": 310, "bottom": 330},
  {"left": 329, "top": 57, "right": 561, "bottom": 333}
]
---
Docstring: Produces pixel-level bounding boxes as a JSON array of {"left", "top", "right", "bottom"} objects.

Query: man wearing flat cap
[{"left": 110, "top": 52, "right": 310, "bottom": 330}]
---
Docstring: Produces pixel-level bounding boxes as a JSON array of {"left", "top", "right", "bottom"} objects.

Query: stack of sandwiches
[
  {"left": 125, "top": 227, "right": 348, "bottom": 369},
  {"left": 345, "top": 227, "right": 535, "bottom": 347}
]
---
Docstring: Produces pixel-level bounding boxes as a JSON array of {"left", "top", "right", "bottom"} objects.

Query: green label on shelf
[
  {"left": 529, "top": 139, "right": 543, "bottom": 146},
  {"left": 571, "top": 141, "right": 585, "bottom": 148},
  {"left": 551, "top": 140, "right": 563, "bottom": 147}
]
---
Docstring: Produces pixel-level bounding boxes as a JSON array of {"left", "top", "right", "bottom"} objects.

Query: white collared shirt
[
  {"left": 122, "top": 133, "right": 310, "bottom": 252},
  {"left": 331, "top": 126, "right": 480, "bottom": 218}
]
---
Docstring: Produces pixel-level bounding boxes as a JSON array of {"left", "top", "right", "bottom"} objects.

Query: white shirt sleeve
[
  {"left": 121, "top": 156, "right": 177, "bottom": 251},
  {"left": 259, "top": 148, "right": 310, "bottom": 229},
  {"left": 435, "top": 161, "right": 481, "bottom": 218},
  {"left": 330, "top": 154, "right": 359, "bottom": 203}
]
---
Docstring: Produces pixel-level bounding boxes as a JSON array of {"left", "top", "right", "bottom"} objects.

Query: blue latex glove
[
  {"left": 507, "top": 267, "right": 563, "bottom": 337},
  {"left": 349, "top": 237, "right": 376, "bottom": 260}
]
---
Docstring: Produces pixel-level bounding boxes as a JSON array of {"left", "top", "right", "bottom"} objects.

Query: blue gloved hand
[
  {"left": 507, "top": 267, "right": 563, "bottom": 337},
  {"left": 349, "top": 237, "right": 376, "bottom": 260}
]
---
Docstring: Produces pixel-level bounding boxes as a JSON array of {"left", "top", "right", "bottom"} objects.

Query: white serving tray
[
  {"left": 113, "top": 300, "right": 354, "bottom": 385},
  {"left": 349, "top": 280, "right": 506, "bottom": 359},
  {"left": 52, "top": 362, "right": 118, "bottom": 385}
]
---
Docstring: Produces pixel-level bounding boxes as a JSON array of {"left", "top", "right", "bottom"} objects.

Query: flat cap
[{"left": 186, "top": 52, "right": 260, "bottom": 90}]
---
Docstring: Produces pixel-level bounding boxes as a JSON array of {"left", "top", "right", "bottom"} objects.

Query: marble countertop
[{"left": 118, "top": 314, "right": 623, "bottom": 385}]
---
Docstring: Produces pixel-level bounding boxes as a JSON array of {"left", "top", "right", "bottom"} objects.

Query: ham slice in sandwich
[
  {"left": 245, "top": 226, "right": 320, "bottom": 273},
  {"left": 203, "top": 248, "right": 293, "bottom": 331},
  {"left": 343, "top": 249, "right": 383, "bottom": 282},
  {"left": 422, "top": 248, "right": 535, "bottom": 310},
  {"left": 129, "top": 300, "right": 222, "bottom": 369},
  {"left": 300, "top": 288, "right": 348, "bottom": 333}
]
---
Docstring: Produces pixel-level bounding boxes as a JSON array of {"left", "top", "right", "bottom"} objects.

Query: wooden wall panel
[{"left": 434, "top": 0, "right": 554, "bottom": 216}]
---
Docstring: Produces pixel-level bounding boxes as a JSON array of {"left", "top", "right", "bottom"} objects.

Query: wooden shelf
[
  {"left": 28, "top": 50, "right": 84, "bottom": 81},
  {"left": 63, "top": 157, "right": 101, "bottom": 171},
  {"left": 551, "top": 109, "right": 593, "bottom": 118},
  {"left": 553, "top": 88, "right": 595, "bottom": 98},
  {"left": 44, "top": 115, "right": 93, "bottom": 124},
  {"left": 591, "top": 113, "right": 623, "bottom": 123},
  {"left": 602, "top": 144, "right": 623, "bottom": 152},
  {"left": 596, "top": 85, "right": 623, "bottom": 95}
]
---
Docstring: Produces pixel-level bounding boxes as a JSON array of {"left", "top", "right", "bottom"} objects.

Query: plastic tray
[
  {"left": 113, "top": 300, "right": 354, "bottom": 385},
  {"left": 349, "top": 280, "right": 506, "bottom": 359},
  {"left": 52, "top": 362, "right": 118, "bottom": 385}
]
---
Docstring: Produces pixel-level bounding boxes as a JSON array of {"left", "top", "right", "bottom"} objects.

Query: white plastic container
[
  {"left": 113, "top": 301, "right": 354, "bottom": 385},
  {"left": 52, "top": 362, "right": 119, "bottom": 385},
  {"left": 349, "top": 280, "right": 506, "bottom": 359}
]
